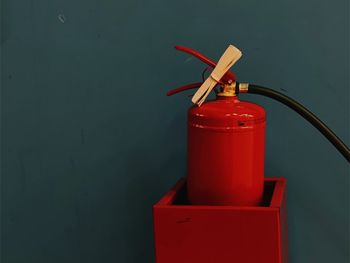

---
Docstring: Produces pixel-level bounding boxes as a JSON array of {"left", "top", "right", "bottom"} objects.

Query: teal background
[{"left": 0, "top": 0, "right": 349, "bottom": 262}]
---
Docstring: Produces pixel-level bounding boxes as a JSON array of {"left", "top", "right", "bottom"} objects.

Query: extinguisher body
[{"left": 187, "top": 96, "right": 266, "bottom": 206}]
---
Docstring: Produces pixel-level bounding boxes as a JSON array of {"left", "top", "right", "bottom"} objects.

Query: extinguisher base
[{"left": 153, "top": 177, "right": 288, "bottom": 263}]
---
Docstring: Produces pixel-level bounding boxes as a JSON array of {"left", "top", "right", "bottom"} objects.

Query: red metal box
[{"left": 153, "top": 177, "right": 288, "bottom": 263}]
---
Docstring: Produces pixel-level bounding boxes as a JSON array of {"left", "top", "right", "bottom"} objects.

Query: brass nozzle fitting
[
  {"left": 217, "top": 82, "right": 249, "bottom": 96},
  {"left": 217, "top": 82, "right": 237, "bottom": 97}
]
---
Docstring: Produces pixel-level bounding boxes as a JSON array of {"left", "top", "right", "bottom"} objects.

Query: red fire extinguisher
[
  {"left": 187, "top": 95, "right": 265, "bottom": 206},
  {"left": 167, "top": 45, "right": 350, "bottom": 206}
]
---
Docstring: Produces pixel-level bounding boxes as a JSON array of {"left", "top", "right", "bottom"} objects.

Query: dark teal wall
[{"left": 1, "top": 0, "right": 349, "bottom": 262}]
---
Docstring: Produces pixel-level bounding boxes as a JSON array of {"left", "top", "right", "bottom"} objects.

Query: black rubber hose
[{"left": 246, "top": 84, "right": 350, "bottom": 163}]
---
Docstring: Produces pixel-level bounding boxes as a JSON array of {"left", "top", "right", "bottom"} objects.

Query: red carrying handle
[{"left": 167, "top": 46, "right": 237, "bottom": 96}]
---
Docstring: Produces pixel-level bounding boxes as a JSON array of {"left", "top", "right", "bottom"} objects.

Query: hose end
[{"left": 238, "top": 83, "right": 249, "bottom": 93}]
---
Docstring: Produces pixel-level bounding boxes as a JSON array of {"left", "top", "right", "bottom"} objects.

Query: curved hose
[{"left": 246, "top": 84, "right": 350, "bottom": 162}]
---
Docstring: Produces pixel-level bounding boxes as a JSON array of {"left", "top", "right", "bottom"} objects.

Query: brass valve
[{"left": 217, "top": 81, "right": 237, "bottom": 97}]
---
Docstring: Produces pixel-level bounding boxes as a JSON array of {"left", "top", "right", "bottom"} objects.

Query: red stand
[{"left": 153, "top": 177, "right": 288, "bottom": 263}]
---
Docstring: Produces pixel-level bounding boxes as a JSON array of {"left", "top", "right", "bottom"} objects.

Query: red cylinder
[{"left": 187, "top": 95, "right": 266, "bottom": 206}]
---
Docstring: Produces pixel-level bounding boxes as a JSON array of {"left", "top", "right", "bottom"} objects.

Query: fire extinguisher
[{"left": 167, "top": 45, "right": 350, "bottom": 206}]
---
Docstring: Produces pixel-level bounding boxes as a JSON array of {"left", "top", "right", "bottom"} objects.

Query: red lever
[
  {"left": 175, "top": 46, "right": 217, "bottom": 68},
  {"left": 166, "top": 82, "right": 203, "bottom": 96},
  {"left": 167, "top": 46, "right": 237, "bottom": 96}
]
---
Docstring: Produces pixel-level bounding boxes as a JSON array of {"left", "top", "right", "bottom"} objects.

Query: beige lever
[{"left": 192, "top": 45, "right": 242, "bottom": 106}]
